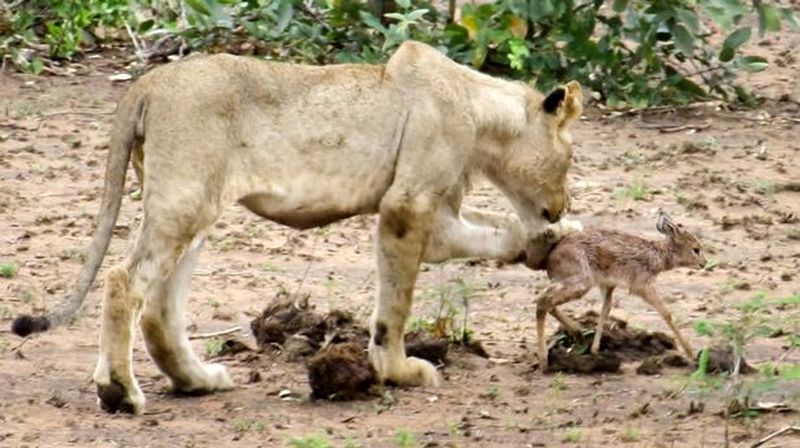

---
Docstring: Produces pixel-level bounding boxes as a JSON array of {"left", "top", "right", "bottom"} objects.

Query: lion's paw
[
  {"left": 205, "top": 363, "right": 235, "bottom": 390},
  {"left": 401, "top": 356, "right": 441, "bottom": 387},
  {"left": 96, "top": 379, "right": 146, "bottom": 415},
  {"left": 172, "top": 363, "right": 234, "bottom": 395},
  {"left": 371, "top": 346, "right": 441, "bottom": 387},
  {"left": 547, "top": 217, "right": 584, "bottom": 241}
]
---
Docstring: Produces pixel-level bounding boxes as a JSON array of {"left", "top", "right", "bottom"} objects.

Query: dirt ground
[{"left": 1, "top": 26, "right": 800, "bottom": 448}]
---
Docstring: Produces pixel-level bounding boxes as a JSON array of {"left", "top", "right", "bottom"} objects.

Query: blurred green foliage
[{"left": 1, "top": 0, "right": 798, "bottom": 106}]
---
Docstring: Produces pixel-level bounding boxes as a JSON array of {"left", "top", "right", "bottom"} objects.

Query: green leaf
[
  {"left": 757, "top": 4, "right": 781, "bottom": 36},
  {"left": 740, "top": 55, "right": 768, "bottom": 72},
  {"left": 672, "top": 24, "right": 694, "bottom": 56},
  {"left": 703, "top": 5, "right": 732, "bottom": 30},
  {"left": 405, "top": 9, "right": 430, "bottom": 22},
  {"left": 675, "top": 8, "right": 700, "bottom": 34},
  {"left": 722, "top": 27, "right": 751, "bottom": 51},
  {"left": 359, "top": 11, "right": 387, "bottom": 33},
  {"left": 29, "top": 57, "right": 44, "bottom": 75},
  {"left": 781, "top": 364, "right": 800, "bottom": 380},
  {"left": 138, "top": 19, "right": 155, "bottom": 33},
  {"left": 691, "top": 347, "right": 710, "bottom": 380},
  {"left": 780, "top": 8, "right": 800, "bottom": 31},
  {"left": 719, "top": 46, "right": 734, "bottom": 62},
  {"left": 719, "top": 26, "right": 751, "bottom": 62},
  {"left": 185, "top": 0, "right": 212, "bottom": 16},
  {"left": 674, "top": 77, "right": 707, "bottom": 99},
  {"left": 384, "top": 13, "right": 407, "bottom": 21},
  {"left": 273, "top": 2, "right": 294, "bottom": 36},
  {"left": 612, "top": 0, "right": 628, "bottom": 13},
  {"left": 396, "top": 0, "right": 411, "bottom": 9},
  {"left": 528, "top": 0, "right": 554, "bottom": 21}
]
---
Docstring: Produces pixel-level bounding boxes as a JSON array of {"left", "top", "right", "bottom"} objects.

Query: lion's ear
[{"left": 543, "top": 81, "right": 582, "bottom": 127}]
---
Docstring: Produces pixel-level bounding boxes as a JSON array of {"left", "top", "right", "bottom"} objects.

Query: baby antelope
[{"left": 536, "top": 211, "right": 706, "bottom": 372}]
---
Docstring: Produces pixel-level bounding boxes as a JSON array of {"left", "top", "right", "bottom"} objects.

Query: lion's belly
[
  {"left": 239, "top": 194, "right": 361, "bottom": 229},
  {"left": 235, "top": 163, "right": 393, "bottom": 230}
]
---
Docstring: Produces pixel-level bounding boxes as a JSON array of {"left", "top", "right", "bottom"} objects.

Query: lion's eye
[
  {"left": 693, "top": 248, "right": 701, "bottom": 255},
  {"left": 542, "top": 209, "right": 552, "bottom": 222}
]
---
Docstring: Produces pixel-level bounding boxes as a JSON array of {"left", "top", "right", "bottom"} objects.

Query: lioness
[{"left": 12, "top": 41, "right": 581, "bottom": 415}]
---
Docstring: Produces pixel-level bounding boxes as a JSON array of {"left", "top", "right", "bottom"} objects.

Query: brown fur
[{"left": 536, "top": 211, "right": 706, "bottom": 372}]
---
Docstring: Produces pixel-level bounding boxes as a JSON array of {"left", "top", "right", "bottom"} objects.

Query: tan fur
[
  {"left": 536, "top": 212, "right": 706, "bottom": 372},
  {"left": 65, "top": 41, "right": 581, "bottom": 414}
]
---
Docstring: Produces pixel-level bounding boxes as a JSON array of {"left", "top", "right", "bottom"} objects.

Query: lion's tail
[{"left": 11, "top": 88, "right": 145, "bottom": 337}]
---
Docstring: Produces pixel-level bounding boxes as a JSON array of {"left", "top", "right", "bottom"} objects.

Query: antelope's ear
[
  {"left": 543, "top": 81, "right": 582, "bottom": 127},
  {"left": 656, "top": 210, "right": 679, "bottom": 236}
]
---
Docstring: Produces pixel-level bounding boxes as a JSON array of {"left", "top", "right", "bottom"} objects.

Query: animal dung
[
  {"left": 546, "top": 348, "right": 621, "bottom": 374},
  {"left": 251, "top": 293, "right": 481, "bottom": 401},
  {"left": 546, "top": 311, "right": 683, "bottom": 374},
  {"left": 307, "top": 342, "right": 376, "bottom": 401}
]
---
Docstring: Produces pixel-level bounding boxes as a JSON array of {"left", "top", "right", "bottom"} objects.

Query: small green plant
[
  {"left": 234, "top": 418, "right": 251, "bottom": 431},
  {"left": 616, "top": 179, "right": 648, "bottom": 201},
  {"left": 552, "top": 372, "right": 568, "bottom": 392},
  {"left": 252, "top": 420, "right": 267, "bottom": 433},
  {"left": 0, "top": 262, "right": 18, "bottom": 278},
  {"left": 216, "top": 238, "right": 238, "bottom": 252},
  {"left": 394, "top": 429, "right": 416, "bottom": 448},
  {"left": 754, "top": 179, "right": 775, "bottom": 195},
  {"left": 411, "top": 277, "right": 477, "bottom": 346},
  {"left": 485, "top": 385, "right": 499, "bottom": 398},
  {"left": 375, "top": 389, "right": 396, "bottom": 414},
  {"left": 205, "top": 338, "right": 224, "bottom": 357},
  {"left": 563, "top": 427, "right": 582, "bottom": 443},
  {"left": 59, "top": 248, "right": 87, "bottom": 263},
  {"left": 20, "top": 288, "right": 35, "bottom": 304},
  {"left": 129, "top": 188, "right": 143, "bottom": 200},
  {"left": 621, "top": 426, "right": 641, "bottom": 442},
  {"left": 690, "top": 347, "right": 710, "bottom": 382},
  {"left": 344, "top": 437, "right": 361, "bottom": 448},
  {"left": 719, "top": 277, "right": 750, "bottom": 294},
  {"left": 206, "top": 298, "right": 221, "bottom": 309},
  {"left": 675, "top": 190, "right": 688, "bottom": 205},
  {"left": 694, "top": 292, "right": 783, "bottom": 375},
  {"left": 446, "top": 420, "right": 463, "bottom": 437},
  {"left": 689, "top": 292, "right": 800, "bottom": 417},
  {"left": 262, "top": 262, "right": 282, "bottom": 272},
  {"left": 703, "top": 258, "right": 719, "bottom": 271},
  {"left": 288, "top": 435, "right": 332, "bottom": 448}
]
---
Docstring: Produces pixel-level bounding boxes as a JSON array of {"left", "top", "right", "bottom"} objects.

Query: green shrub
[{"left": 1, "top": 0, "right": 798, "bottom": 106}]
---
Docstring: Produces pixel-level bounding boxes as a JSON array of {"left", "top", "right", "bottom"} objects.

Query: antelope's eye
[
  {"left": 693, "top": 248, "right": 701, "bottom": 255},
  {"left": 542, "top": 209, "right": 552, "bottom": 222}
]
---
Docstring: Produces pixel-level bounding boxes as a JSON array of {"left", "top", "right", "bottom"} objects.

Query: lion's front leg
[
  {"left": 422, "top": 206, "right": 527, "bottom": 264},
  {"left": 422, "top": 205, "right": 583, "bottom": 266},
  {"left": 369, "top": 194, "right": 441, "bottom": 387}
]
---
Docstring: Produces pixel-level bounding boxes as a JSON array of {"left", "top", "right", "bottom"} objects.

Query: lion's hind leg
[
  {"left": 93, "top": 264, "right": 146, "bottom": 414},
  {"left": 138, "top": 232, "right": 234, "bottom": 396}
]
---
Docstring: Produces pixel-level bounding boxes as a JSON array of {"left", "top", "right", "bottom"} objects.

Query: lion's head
[{"left": 476, "top": 81, "right": 582, "bottom": 235}]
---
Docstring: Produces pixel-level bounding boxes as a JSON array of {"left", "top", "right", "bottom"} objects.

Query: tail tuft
[{"left": 11, "top": 314, "right": 51, "bottom": 337}]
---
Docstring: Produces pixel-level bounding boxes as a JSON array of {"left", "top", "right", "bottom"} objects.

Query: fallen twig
[
  {"left": 10, "top": 336, "right": 29, "bottom": 352},
  {"left": 188, "top": 326, "right": 242, "bottom": 340},
  {"left": 124, "top": 21, "right": 146, "bottom": 65},
  {"left": 750, "top": 425, "right": 800, "bottom": 448},
  {"left": 143, "top": 408, "right": 173, "bottom": 416},
  {"left": 633, "top": 119, "right": 711, "bottom": 133}
]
